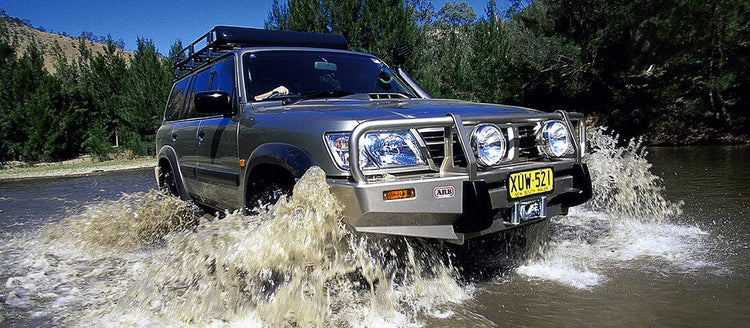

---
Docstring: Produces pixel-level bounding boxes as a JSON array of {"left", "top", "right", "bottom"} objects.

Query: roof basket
[{"left": 172, "top": 26, "right": 349, "bottom": 76}]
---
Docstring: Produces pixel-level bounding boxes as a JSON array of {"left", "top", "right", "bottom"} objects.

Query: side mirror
[
  {"left": 392, "top": 44, "right": 413, "bottom": 67},
  {"left": 195, "top": 91, "right": 233, "bottom": 116}
]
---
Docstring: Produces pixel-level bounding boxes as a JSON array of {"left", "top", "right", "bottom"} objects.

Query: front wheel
[{"left": 246, "top": 172, "right": 295, "bottom": 211}]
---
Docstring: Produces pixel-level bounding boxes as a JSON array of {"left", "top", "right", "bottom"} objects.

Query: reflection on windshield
[{"left": 244, "top": 51, "right": 415, "bottom": 102}]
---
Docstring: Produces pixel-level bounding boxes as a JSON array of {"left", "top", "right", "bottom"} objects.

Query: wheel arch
[
  {"left": 156, "top": 145, "right": 192, "bottom": 201},
  {"left": 243, "top": 143, "right": 320, "bottom": 205}
]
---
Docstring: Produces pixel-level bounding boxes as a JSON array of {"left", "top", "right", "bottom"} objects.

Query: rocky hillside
[{"left": 1, "top": 15, "right": 132, "bottom": 73}]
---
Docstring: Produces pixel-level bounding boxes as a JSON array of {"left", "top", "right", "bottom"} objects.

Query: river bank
[{"left": 0, "top": 156, "right": 155, "bottom": 181}]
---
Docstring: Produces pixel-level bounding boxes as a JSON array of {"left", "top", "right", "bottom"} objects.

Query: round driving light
[
  {"left": 540, "top": 121, "right": 571, "bottom": 157},
  {"left": 471, "top": 124, "right": 507, "bottom": 166}
]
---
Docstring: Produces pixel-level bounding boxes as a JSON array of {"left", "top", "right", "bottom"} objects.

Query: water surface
[{"left": 0, "top": 139, "right": 747, "bottom": 327}]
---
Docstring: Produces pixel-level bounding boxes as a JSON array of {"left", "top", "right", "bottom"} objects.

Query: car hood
[{"left": 251, "top": 97, "right": 546, "bottom": 123}]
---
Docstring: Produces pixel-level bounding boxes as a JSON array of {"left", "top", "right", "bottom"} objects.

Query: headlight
[
  {"left": 362, "top": 131, "right": 425, "bottom": 168},
  {"left": 471, "top": 124, "right": 507, "bottom": 166},
  {"left": 326, "top": 130, "right": 426, "bottom": 170},
  {"left": 538, "top": 120, "right": 571, "bottom": 157}
]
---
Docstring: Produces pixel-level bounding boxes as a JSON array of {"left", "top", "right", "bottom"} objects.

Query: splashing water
[
  {"left": 2, "top": 168, "right": 467, "bottom": 327},
  {"left": 585, "top": 128, "right": 683, "bottom": 222},
  {"left": 517, "top": 128, "right": 712, "bottom": 289},
  {"left": 1, "top": 129, "right": 720, "bottom": 326},
  {"left": 111, "top": 168, "right": 467, "bottom": 327}
]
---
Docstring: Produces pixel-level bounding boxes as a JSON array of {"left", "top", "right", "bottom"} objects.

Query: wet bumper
[{"left": 329, "top": 162, "right": 592, "bottom": 243}]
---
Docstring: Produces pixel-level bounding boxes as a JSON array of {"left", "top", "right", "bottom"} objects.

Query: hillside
[{"left": 1, "top": 15, "right": 132, "bottom": 73}]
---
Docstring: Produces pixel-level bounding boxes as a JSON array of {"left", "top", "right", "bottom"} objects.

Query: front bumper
[
  {"left": 329, "top": 110, "right": 591, "bottom": 243},
  {"left": 329, "top": 162, "right": 592, "bottom": 243}
]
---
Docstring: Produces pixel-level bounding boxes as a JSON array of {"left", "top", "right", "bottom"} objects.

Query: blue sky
[{"left": 1, "top": 0, "right": 502, "bottom": 55}]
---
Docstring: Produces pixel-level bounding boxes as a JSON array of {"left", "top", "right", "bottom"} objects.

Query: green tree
[
  {"left": 87, "top": 36, "right": 128, "bottom": 150},
  {"left": 468, "top": 0, "right": 514, "bottom": 104},
  {"left": 265, "top": 0, "right": 424, "bottom": 67},
  {"left": 265, "top": 0, "right": 330, "bottom": 32},
  {"left": 528, "top": 0, "right": 749, "bottom": 143},
  {"left": 0, "top": 39, "right": 20, "bottom": 162},
  {"left": 435, "top": 1, "right": 476, "bottom": 28},
  {"left": 119, "top": 38, "right": 172, "bottom": 155},
  {"left": 13, "top": 42, "right": 50, "bottom": 161},
  {"left": 416, "top": 1, "right": 477, "bottom": 100}
]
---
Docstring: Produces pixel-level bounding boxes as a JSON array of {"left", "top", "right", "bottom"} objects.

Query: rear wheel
[{"left": 160, "top": 167, "right": 179, "bottom": 197}]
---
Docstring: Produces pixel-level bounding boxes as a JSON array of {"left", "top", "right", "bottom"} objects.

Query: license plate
[{"left": 508, "top": 168, "right": 554, "bottom": 199}]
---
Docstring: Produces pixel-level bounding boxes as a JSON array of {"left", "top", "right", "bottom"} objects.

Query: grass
[{"left": 0, "top": 156, "right": 155, "bottom": 176}]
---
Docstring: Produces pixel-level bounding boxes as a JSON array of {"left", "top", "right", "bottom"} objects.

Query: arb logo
[{"left": 433, "top": 186, "right": 455, "bottom": 199}]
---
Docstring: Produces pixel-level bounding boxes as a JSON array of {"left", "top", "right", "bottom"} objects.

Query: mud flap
[{"left": 454, "top": 180, "right": 493, "bottom": 233}]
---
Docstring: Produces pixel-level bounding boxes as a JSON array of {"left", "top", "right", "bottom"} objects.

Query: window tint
[
  {"left": 212, "top": 57, "right": 236, "bottom": 97},
  {"left": 183, "top": 56, "right": 236, "bottom": 119},
  {"left": 243, "top": 51, "right": 416, "bottom": 101},
  {"left": 164, "top": 77, "right": 190, "bottom": 121},
  {"left": 184, "top": 67, "right": 213, "bottom": 119}
]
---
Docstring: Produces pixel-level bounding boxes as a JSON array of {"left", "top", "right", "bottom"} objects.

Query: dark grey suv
[{"left": 155, "top": 26, "right": 592, "bottom": 244}]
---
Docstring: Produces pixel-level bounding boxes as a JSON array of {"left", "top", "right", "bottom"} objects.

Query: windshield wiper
[{"left": 282, "top": 90, "right": 356, "bottom": 105}]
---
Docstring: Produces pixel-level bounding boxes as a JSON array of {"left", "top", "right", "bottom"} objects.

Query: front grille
[
  {"left": 418, "top": 123, "right": 540, "bottom": 167},
  {"left": 420, "top": 128, "right": 466, "bottom": 167},
  {"left": 517, "top": 124, "right": 541, "bottom": 159}
]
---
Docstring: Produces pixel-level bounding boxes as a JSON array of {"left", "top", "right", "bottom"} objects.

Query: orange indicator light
[
  {"left": 383, "top": 188, "right": 415, "bottom": 201},
  {"left": 239, "top": 159, "right": 246, "bottom": 167}
]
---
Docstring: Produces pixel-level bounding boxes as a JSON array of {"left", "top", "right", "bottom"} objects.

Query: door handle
[{"left": 198, "top": 130, "right": 206, "bottom": 141}]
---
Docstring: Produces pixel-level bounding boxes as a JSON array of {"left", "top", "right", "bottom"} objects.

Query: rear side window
[{"left": 164, "top": 77, "right": 190, "bottom": 121}]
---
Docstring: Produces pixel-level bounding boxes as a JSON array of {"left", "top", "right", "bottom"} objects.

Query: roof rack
[{"left": 172, "top": 26, "right": 349, "bottom": 76}]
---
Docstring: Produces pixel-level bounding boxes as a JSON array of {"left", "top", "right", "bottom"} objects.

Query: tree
[
  {"left": 119, "top": 38, "right": 172, "bottom": 155},
  {"left": 0, "top": 39, "right": 20, "bottom": 162},
  {"left": 87, "top": 36, "right": 128, "bottom": 149},
  {"left": 468, "top": 0, "right": 514, "bottom": 104},
  {"left": 265, "top": 0, "right": 424, "bottom": 67},
  {"left": 416, "top": 2, "right": 478, "bottom": 100},
  {"left": 434, "top": 1, "right": 476, "bottom": 28},
  {"left": 265, "top": 0, "right": 330, "bottom": 33}
]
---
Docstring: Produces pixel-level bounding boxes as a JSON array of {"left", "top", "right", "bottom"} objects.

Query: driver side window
[{"left": 184, "top": 56, "right": 236, "bottom": 119}]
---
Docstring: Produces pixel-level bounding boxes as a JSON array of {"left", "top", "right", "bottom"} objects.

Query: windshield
[{"left": 243, "top": 50, "right": 416, "bottom": 102}]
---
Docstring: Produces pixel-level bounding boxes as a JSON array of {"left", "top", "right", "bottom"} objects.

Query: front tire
[{"left": 245, "top": 167, "right": 296, "bottom": 211}]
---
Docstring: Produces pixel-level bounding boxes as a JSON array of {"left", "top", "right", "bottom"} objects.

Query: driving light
[
  {"left": 538, "top": 121, "right": 571, "bottom": 157},
  {"left": 471, "top": 124, "right": 507, "bottom": 166}
]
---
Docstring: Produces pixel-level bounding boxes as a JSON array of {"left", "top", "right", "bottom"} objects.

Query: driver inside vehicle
[
  {"left": 250, "top": 68, "right": 290, "bottom": 101},
  {"left": 254, "top": 85, "right": 289, "bottom": 101},
  {"left": 245, "top": 51, "right": 415, "bottom": 102}
]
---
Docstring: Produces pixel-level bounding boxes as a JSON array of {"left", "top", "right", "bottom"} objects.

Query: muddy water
[{"left": 1, "top": 133, "right": 748, "bottom": 327}]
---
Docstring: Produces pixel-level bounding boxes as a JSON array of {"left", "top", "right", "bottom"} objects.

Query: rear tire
[{"left": 160, "top": 168, "right": 179, "bottom": 197}]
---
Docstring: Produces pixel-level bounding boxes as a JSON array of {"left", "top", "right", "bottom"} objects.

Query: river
[{"left": 1, "top": 132, "right": 748, "bottom": 327}]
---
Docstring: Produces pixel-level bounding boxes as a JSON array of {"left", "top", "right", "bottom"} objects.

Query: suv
[{"left": 155, "top": 26, "right": 592, "bottom": 244}]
